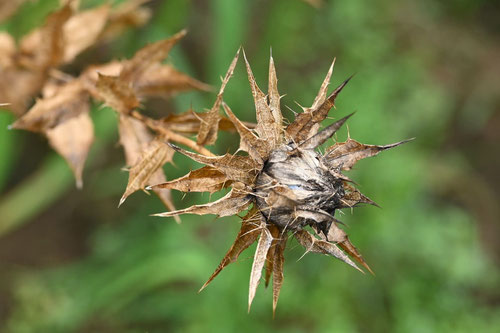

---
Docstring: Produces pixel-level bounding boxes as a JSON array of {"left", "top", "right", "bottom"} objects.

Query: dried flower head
[{"left": 150, "top": 49, "right": 410, "bottom": 314}]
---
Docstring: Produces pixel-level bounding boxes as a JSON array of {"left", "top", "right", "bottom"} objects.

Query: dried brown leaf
[
  {"left": 311, "top": 59, "right": 335, "bottom": 111},
  {"left": 222, "top": 102, "right": 270, "bottom": 164},
  {"left": 95, "top": 73, "right": 139, "bottom": 114},
  {"left": 248, "top": 221, "right": 273, "bottom": 312},
  {"left": 268, "top": 54, "right": 283, "bottom": 144},
  {"left": 119, "top": 30, "right": 186, "bottom": 83},
  {"left": 0, "top": 32, "right": 16, "bottom": 66},
  {"left": 286, "top": 76, "right": 351, "bottom": 143},
  {"left": 315, "top": 222, "right": 374, "bottom": 275},
  {"left": 147, "top": 169, "right": 179, "bottom": 223},
  {"left": 337, "top": 236, "right": 374, "bottom": 275},
  {"left": 272, "top": 231, "right": 287, "bottom": 316},
  {"left": 264, "top": 224, "right": 280, "bottom": 287},
  {"left": 325, "top": 138, "right": 413, "bottom": 170},
  {"left": 119, "top": 138, "right": 174, "bottom": 206},
  {"left": 62, "top": 4, "right": 110, "bottom": 63},
  {"left": 339, "top": 182, "right": 378, "bottom": 208},
  {"left": 11, "top": 80, "right": 88, "bottom": 132},
  {"left": 118, "top": 113, "right": 154, "bottom": 166},
  {"left": 100, "top": 0, "right": 152, "bottom": 41},
  {"left": 19, "top": 3, "right": 72, "bottom": 70},
  {"left": 169, "top": 144, "right": 259, "bottom": 183},
  {"left": 199, "top": 207, "right": 261, "bottom": 292},
  {"left": 0, "top": 0, "right": 28, "bottom": 22},
  {"left": 156, "top": 109, "right": 241, "bottom": 135},
  {"left": 46, "top": 111, "right": 93, "bottom": 188},
  {"left": 243, "top": 51, "right": 281, "bottom": 147},
  {"left": 149, "top": 166, "right": 230, "bottom": 194},
  {"left": 294, "top": 229, "right": 363, "bottom": 273},
  {"left": 197, "top": 48, "right": 240, "bottom": 145},
  {"left": 299, "top": 113, "right": 353, "bottom": 149},
  {"left": 134, "top": 63, "right": 211, "bottom": 97},
  {"left": 152, "top": 187, "right": 252, "bottom": 218},
  {"left": 118, "top": 114, "right": 178, "bottom": 219}
]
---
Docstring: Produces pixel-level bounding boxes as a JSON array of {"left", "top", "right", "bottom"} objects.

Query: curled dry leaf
[
  {"left": 118, "top": 114, "right": 178, "bottom": 219},
  {"left": 11, "top": 80, "right": 88, "bottom": 132},
  {"left": 119, "top": 135, "right": 174, "bottom": 207},
  {"left": 62, "top": 4, "right": 111, "bottom": 63},
  {"left": 248, "top": 220, "right": 273, "bottom": 312},
  {"left": 149, "top": 166, "right": 231, "bottom": 194},
  {"left": 153, "top": 52, "right": 410, "bottom": 312},
  {"left": 0, "top": 0, "right": 28, "bottom": 22},
  {"left": 46, "top": 112, "right": 94, "bottom": 189}
]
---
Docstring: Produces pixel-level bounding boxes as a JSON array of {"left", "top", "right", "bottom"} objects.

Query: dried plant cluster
[
  {"left": 1, "top": 1, "right": 228, "bottom": 214},
  {"left": 2, "top": 1, "right": 410, "bottom": 315},
  {"left": 150, "top": 50, "right": 410, "bottom": 313}
]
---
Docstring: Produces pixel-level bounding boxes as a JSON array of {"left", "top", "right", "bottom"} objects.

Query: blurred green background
[{"left": 1, "top": 0, "right": 499, "bottom": 332}]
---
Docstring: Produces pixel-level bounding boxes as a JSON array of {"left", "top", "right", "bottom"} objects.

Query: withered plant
[
  {"left": 2, "top": 1, "right": 410, "bottom": 315},
  {"left": 1, "top": 1, "right": 235, "bottom": 214},
  {"left": 148, "top": 50, "right": 411, "bottom": 313}
]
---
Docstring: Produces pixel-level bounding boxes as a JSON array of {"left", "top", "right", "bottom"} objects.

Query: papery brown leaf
[
  {"left": 118, "top": 113, "right": 153, "bottom": 166},
  {"left": 268, "top": 54, "right": 283, "bottom": 144},
  {"left": 119, "top": 30, "right": 186, "bottom": 83},
  {"left": 156, "top": 109, "right": 240, "bottom": 134},
  {"left": 248, "top": 220, "right": 273, "bottom": 312},
  {"left": 272, "top": 231, "right": 287, "bottom": 316},
  {"left": 152, "top": 187, "right": 252, "bottom": 218},
  {"left": 337, "top": 236, "right": 374, "bottom": 275},
  {"left": 199, "top": 207, "right": 261, "bottom": 292},
  {"left": 149, "top": 166, "right": 230, "bottom": 194},
  {"left": 134, "top": 63, "right": 211, "bottom": 97},
  {"left": 294, "top": 229, "right": 362, "bottom": 273},
  {"left": 147, "top": 168, "right": 179, "bottom": 222},
  {"left": 95, "top": 73, "right": 139, "bottom": 114},
  {"left": 243, "top": 51, "right": 281, "bottom": 147},
  {"left": 339, "top": 182, "right": 378, "bottom": 208},
  {"left": 62, "top": 4, "right": 110, "bottom": 63},
  {"left": 286, "top": 76, "right": 351, "bottom": 143},
  {"left": 119, "top": 138, "right": 174, "bottom": 206},
  {"left": 299, "top": 113, "right": 353, "bottom": 149},
  {"left": 310, "top": 59, "right": 335, "bottom": 111},
  {"left": 264, "top": 224, "right": 280, "bottom": 287},
  {"left": 169, "top": 144, "right": 259, "bottom": 183},
  {"left": 325, "top": 138, "right": 413, "bottom": 170},
  {"left": 315, "top": 222, "right": 374, "bottom": 275},
  {"left": 0, "top": 0, "right": 28, "bottom": 22},
  {"left": 19, "top": 3, "right": 72, "bottom": 70},
  {"left": 222, "top": 102, "right": 270, "bottom": 164},
  {"left": 197, "top": 48, "right": 240, "bottom": 146},
  {"left": 100, "top": 0, "right": 152, "bottom": 41},
  {"left": 46, "top": 111, "right": 93, "bottom": 189},
  {"left": 0, "top": 67, "right": 42, "bottom": 116},
  {"left": 11, "top": 80, "right": 88, "bottom": 132},
  {"left": 0, "top": 32, "right": 16, "bottom": 66},
  {"left": 118, "top": 114, "right": 178, "bottom": 219}
]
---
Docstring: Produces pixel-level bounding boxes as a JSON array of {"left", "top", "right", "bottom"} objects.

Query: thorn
[
  {"left": 145, "top": 185, "right": 153, "bottom": 190},
  {"left": 118, "top": 195, "right": 126, "bottom": 208}
]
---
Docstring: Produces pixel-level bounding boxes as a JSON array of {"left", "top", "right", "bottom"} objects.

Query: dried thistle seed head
[
  {"left": 254, "top": 143, "right": 345, "bottom": 235},
  {"left": 151, "top": 50, "right": 411, "bottom": 313}
]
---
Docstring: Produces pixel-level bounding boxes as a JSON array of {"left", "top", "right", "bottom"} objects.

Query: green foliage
[{"left": 1, "top": 0, "right": 498, "bottom": 332}]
